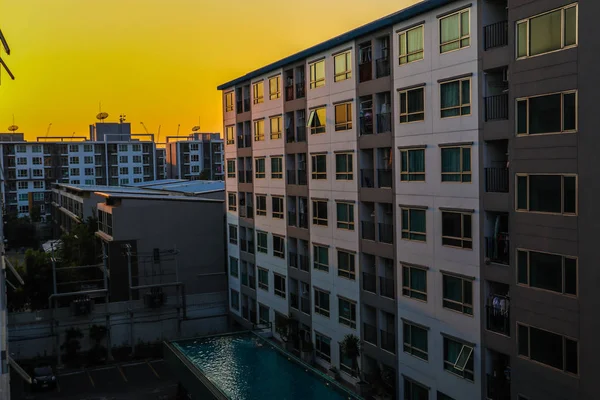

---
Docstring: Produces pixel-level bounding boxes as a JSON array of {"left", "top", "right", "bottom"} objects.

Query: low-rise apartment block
[{"left": 165, "top": 132, "right": 224, "bottom": 180}]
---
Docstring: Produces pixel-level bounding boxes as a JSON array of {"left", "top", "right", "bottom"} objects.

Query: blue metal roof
[
  {"left": 217, "top": 0, "right": 457, "bottom": 90},
  {"left": 127, "top": 179, "right": 225, "bottom": 194}
]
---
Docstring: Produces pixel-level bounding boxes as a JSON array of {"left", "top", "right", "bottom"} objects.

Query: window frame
[
  {"left": 271, "top": 156, "right": 283, "bottom": 179},
  {"left": 256, "top": 195, "right": 267, "bottom": 216},
  {"left": 226, "top": 125, "right": 235, "bottom": 145},
  {"left": 517, "top": 323, "right": 579, "bottom": 375},
  {"left": 516, "top": 173, "right": 578, "bottom": 216},
  {"left": 333, "top": 51, "right": 352, "bottom": 82},
  {"left": 257, "top": 267, "right": 269, "bottom": 291},
  {"left": 443, "top": 336, "right": 475, "bottom": 381},
  {"left": 401, "top": 208, "right": 426, "bottom": 242},
  {"left": 311, "top": 154, "right": 327, "bottom": 179},
  {"left": 313, "top": 245, "right": 329, "bottom": 272},
  {"left": 399, "top": 86, "right": 425, "bottom": 123},
  {"left": 272, "top": 235, "right": 285, "bottom": 259},
  {"left": 439, "top": 9, "right": 471, "bottom": 53},
  {"left": 227, "top": 192, "right": 237, "bottom": 212},
  {"left": 403, "top": 321, "right": 429, "bottom": 361},
  {"left": 257, "top": 231, "right": 268, "bottom": 254},
  {"left": 253, "top": 119, "right": 265, "bottom": 141},
  {"left": 335, "top": 152, "right": 353, "bottom": 180},
  {"left": 441, "top": 211, "right": 473, "bottom": 249},
  {"left": 336, "top": 202, "right": 355, "bottom": 231},
  {"left": 314, "top": 288, "right": 330, "bottom": 317},
  {"left": 398, "top": 24, "right": 425, "bottom": 65},
  {"left": 442, "top": 274, "right": 473, "bottom": 316},
  {"left": 337, "top": 250, "right": 356, "bottom": 280},
  {"left": 441, "top": 145, "right": 471, "bottom": 183},
  {"left": 400, "top": 148, "right": 426, "bottom": 182},
  {"left": 517, "top": 248, "right": 577, "bottom": 296},
  {"left": 312, "top": 200, "right": 328, "bottom": 226},
  {"left": 402, "top": 264, "right": 428, "bottom": 301},
  {"left": 440, "top": 78, "right": 471, "bottom": 118},
  {"left": 516, "top": 91, "right": 578, "bottom": 136},
  {"left": 228, "top": 224, "right": 238, "bottom": 245},
  {"left": 226, "top": 160, "right": 236, "bottom": 178},
  {"left": 269, "top": 75, "right": 281, "bottom": 100},
  {"left": 270, "top": 115, "right": 282, "bottom": 139},
  {"left": 404, "top": 377, "right": 429, "bottom": 399},
  {"left": 334, "top": 102, "right": 353, "bottom": 131},
  {"left": 225, "top": 91, "right": 234, "bottom": 112},
  {"left": 308, "top": 107, "right": 326, "bottom": 135},
  {"left": 230, "top": 289, "right": 240, "bottom": 311},
  {"left": 272, "top": 196, "right": 284, "bottom": 219},
  {"left": 274, "top": 273, "right": 286, "bottom": 298},
  {"left": 229, "top": 256, "right": 239, "bottom": 278},
  {"left": 309, "top": 60, "right": 325, "bottom": 89},
  {"left": 338, "top": 296, "right": 357, "bottom": 328},
  {"left": 252, "top": 81, "right": 264, "bottom": 104},
  {"left": 315, "top": 332, "right": 332, "bottom": 363},
  {"left": 255, "top": 158, "right": 266, "bottom": 179}
]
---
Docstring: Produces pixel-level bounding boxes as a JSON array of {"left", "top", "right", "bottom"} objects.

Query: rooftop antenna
[
  {"left": 96, "top": 102, "right": 108, "bottom": 123},
  {"left": 45, "top": 123, "right": 52, "bottom": 137},
  {"left": 140, "top": 122, "right": 149, "bottom": 134},
  {"left": 176, "top": 124, "right": 180, "bottom": 135},
  {"left": 7, "top": 114, "right": 17, "bottom": 132},
  {"left": 192, "top": 126, "right": 200, "bottom": 132},
  {"left": 119, "top": 114, "right": 127, "bottom": 123},
  {"left": 71, "top": 132, "right": 76, "bottom": 138},
  {"left": 157, "top": 125, "right": 161, "bottom": 143}
]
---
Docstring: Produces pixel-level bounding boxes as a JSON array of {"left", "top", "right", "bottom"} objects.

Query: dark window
[
  {"left": 442, "top": 274, "right": 473, "bottom": 315},
  {"left": 517, "top": 250, "right": 577, "bottom": 295},
  {"left": 228, "top": 224, "right": 238, "bottom": 245},
  {"left": 404, "top": 377, "right": 429, "bottom": 400},
  {"left": 517, "top": 92, "right": 577, "bottom": 135},
  {"left": 517, "top": 175, "right": 577, "bottom": 215},
  {"left": 315, "top": 332, "right": 331, "bottom": 362},
  {"left": 399, "top": 87, "right": 425, "bottom": 123},
  {"left": 274, "top": 274, "right": 286, "bottom": 298},
  {"left": 312, "top": 200, "right": 328, "bottom": 226},
  {"left": 443, "top": 337, "right": 474, "bottom": 381},
  {"left": 403, "top": 322, "right": 428, "bottom": 361},
  {"left": 518, "top": 324, "right": 578, "bottom": 375},
  {"left": 402, "top": 265, "right": 427, "bottom": 301},
  {"left": 256, "top": 195, "right": 267, "bottom": 216},
  {"left": 441, "top": 212, "right": 472, "bottom": 249},
  {"left": 273, "top": 235, "right": 285, "bottom": 258}
]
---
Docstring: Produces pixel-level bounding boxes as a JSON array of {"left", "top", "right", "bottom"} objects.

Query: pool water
[{"left": 174, "top": 333, "right": 359, "bottom": 400}]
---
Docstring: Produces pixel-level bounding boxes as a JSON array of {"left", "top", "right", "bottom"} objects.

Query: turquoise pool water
[{"left": 173, "top": 332, "right": 359, "bottom": 400}]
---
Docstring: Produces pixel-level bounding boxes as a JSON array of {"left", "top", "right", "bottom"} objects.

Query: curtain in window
[
  {"left": 440, "top": 14, "right": 460, "bottom": 51},
  {"left": 409, "top": 150, "right": 425, "bottom": 175},
  {"left": 445, "top": 339, "right": 462, "bottom": 364},
  {"left": 410, "top": 210, "right": 426, "bottom": 234},
  {"left": 336, "top": 155, "right": 347, "bottom": 172},
  {"left": 411, "top": 268, "right": 426, "bottom": 293},
  {"left": 530, "top": 10, "right": 561, "bottom": 56},
  {"left": 337, "top": 203, "right": 348, "bottom": 222},
  {"left": 441, "top": 82, "right": 460, "bottom": 117},
  {"left": 407, "top": 26, "right": 424, "bottom": 61},
  {"left": 412, "top": 327, "right": 428, "bottom": 353},
  {"left": 408, "top": 89, "right": 425, "bottom": 117},
  {"left": 443, "top": 275, "right": 462, "bottom": 302},
  {"left": 441, "top": 148, "right": 461, "bottom": 181}
]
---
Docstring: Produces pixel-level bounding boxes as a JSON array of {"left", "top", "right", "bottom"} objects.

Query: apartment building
[
  {"left": 218, "top": 0, "right": 495, "bottom": 398},
  {"left": 156, "top": 147, "right": 167, "bottom": 180},
  {"left": 165, "top": 133, "right": 225, "bottom": 180}
]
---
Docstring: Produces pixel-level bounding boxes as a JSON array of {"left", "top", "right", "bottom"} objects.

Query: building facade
[{"left": 165, "top": 133, "right": 225, "bottom": 181}]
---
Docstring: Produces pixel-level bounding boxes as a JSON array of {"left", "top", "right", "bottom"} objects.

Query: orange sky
[{"left": 0, "top": 0, "right": 416, "bottom": 141}]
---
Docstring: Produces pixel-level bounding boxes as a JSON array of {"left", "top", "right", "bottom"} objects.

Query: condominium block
[{"left": 165, "top": 133, "right": 225, "bottom": 180}]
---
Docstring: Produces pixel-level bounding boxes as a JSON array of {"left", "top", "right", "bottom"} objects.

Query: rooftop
[
  {"left": 54, "top": 183, "right": 171, "bottom": 196},
  {"left": 96, "top": 191, "right": 222, "bottom": 203},
  {"left": 127, "top": 179, "right": 225, "bottom": 194},
  {"left": 217, "top": 0, "right": 456, "bottom": 90}
]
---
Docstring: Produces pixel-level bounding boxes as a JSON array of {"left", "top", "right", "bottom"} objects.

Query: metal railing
[
  {"left": 297, "top": 169, "right": 307, "bottom": 185},
  {"left": 362, "top": 272, "right": 376, "bottom": 293},
  {"left": 288, "top": 211, "right": 297, "bottom": 227},
  {"left": 378, "top": 223, "right": 394, "bottom": 244},
  {"left": 486, "top": 305, "right": 510, "bottom": 336},
  {"left": 361, "top": 221, "right": 376, "bottom": 241},
  {"left": 375, "top": 57, "right": 390, "bottom": 78},
  {"left": 287, "top": 170, "right": 297, "bottom": 185},
  {"left": 377, "top": 168, "right": 392, "bottom": 188},
  {"left": 296, "top": 82, "right": 305, "bottom": 99},
  {"left": 380, "top": 330, "right": 396, "bottom": 354},
  {"left": 376, "top": 112, "right": 392, "bottom": 134},
  {"left": 298, "top": 255, "right": 309, "bottom": 272},
  {"left": 360, "top": 116, "right": 373, "bottom": 135},
  {"left": 486, "top": 374, "right": 511, "bottom": 400},
  {"left": 484, "top": 20, "right": 508, "bottom": 50},
  {"left": 363, "top": 323, "right": 377, "bottom": 345},
  {"left": 286, "top": 126, "right": 295, "bottom": 143},
  {"left": 485, "top": 235, "right": 510, "bottom": 265},
  {"left": 296, "top": 126, "right": 306, "bottom": 142},
  {"left": 361, "top": 169, "right": 375, "bottom": 188},
  {"left": 290, "top": 293, "right": 299, "bottom": 309},
  {"left": 379, "top": 277, "right": 395, "bottom": 299},
  {"left": 299, "top": 213, "right": 308, "bottom": 229},
  {"left": 359, "top": 62, "right": 372, "bottom": 82},
  {"left": 288, "top": 252, "right": 298, "bottom": 269},
  {"left": 485, "top": 167, "right": 509, "bottom": 193},
  {"left": 485, "top": 93, "right": 509, "bottom": 121},
  {"left": 285, "top": 85, "right": 294, "bottom": 101}
]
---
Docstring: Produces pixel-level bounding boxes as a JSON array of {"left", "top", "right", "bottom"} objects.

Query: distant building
[
  {"left": 156, "top": 148, "right": 167, "bottom": 180},
  {"left": 89, "top": 121, "right": 131, "bottom": 142},
  {"left": 165, "top": 133, "right": 224, "bottom": 181}
]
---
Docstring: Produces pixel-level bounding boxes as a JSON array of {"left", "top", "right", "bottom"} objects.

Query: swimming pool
[{"left": 172, "top": 332, "right": 361, "bottom": 400}]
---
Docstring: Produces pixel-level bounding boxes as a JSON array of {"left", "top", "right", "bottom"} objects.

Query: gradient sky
[{"left": 1, "top": 0, "right": 417, "bottom": 141}]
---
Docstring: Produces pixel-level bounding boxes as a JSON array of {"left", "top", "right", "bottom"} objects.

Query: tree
[
  {"left": 59, "top": 216, "right": 101, "bottom": 266},
  {"left": 4, "top": 215, "right": 38, "bottom": 248},
  {"left": 340, "top": 334, "right": 361, "bottom": 377},
  {"left": 23, "top": 249, "right": 53, "bottom": 311},
  {"left": 198, "top": 169, "right": 211, "bottom": 180},
  {"left": 88, "top": 325, "right": 108, "bottom": 364},
  {"left": 61, "top": 328, "right": 83, "bottom": 364}
]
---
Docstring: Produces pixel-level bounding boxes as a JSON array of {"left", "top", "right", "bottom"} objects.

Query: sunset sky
[{"left": 1, "top": 0, "right": 416, "bottom": 141}]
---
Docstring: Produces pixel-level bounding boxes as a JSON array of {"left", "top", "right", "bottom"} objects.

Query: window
[
  {"left": 517, "top": 4, "right": 578, "bottom": 59},
  {"left": 443, "top": 337, "right": 474, "bottom": 381},
  {"left": 119, "top": 167, "right": 128, "bottom": 175},
  {"left": 119, "top": 155, "right": 128, "bottom": 163},
  {"left": 32, "top": 169, "right": 43, "bottom": 177},
  {"left": 274, "top": 273, "right": 286, "bottom": 297},
  {"left": 229, "top": 256, "right": 239, "bottom": 277},
  {"left": 339, "top": 343, "right": 355, "bottom": 376},
  {"left": 311, "top": 154, "right": 327, "bottom": 179},
  {"left": 17, "top": 157, "right": 27, "bottom": 165},
  {"left": 226, "top": 125, "right": 235, "bottom": 145},
  {"left": 517, "top": 249, "right": 577, "bottom": 296},
  {"left": 518, "top": 324, "right": 578, "bottom": 375},
  {"left": 309, "top": 59, "right": 325, "bottom": 89},
  {"left": 228, "top": 192, "right": 237, "bottom": 211},
  {"left": 315, "top": 332, "right": 331, "bottom": 362},
  {"left": 132, "top": 144, "right": 141, "bottom": 152},
  {"left": 84, "top": 156, "right": 94, "bottom": 164},
  {"left": 338, "top": 297, "right": 356, "bottom": 328},
  {"left": 440, "top": 78, "right": 471, "bottom": 117},
  {"left": 252, "top": 81, "right": 264, "bottom": 104},
  {"left": 257, "top": 231, "right": 268, "bottom": 254},
  {"left": 400, "top": 208, "right": 426, "bottom": 241},
  {"left": 228, "top": 224, "right": 238, "bottom": 245},
  {"left": 516, "top": 174, "right": 577, "bottom": 215},
  {"left": 17, "top": 170, "right": 27, "bottom": 178},
  {"left": 337, "top": 250, "right": 355, "bottom": 280},
  {"left": 404, "top": 377, "right": 429, "bottom": 400},
  {"left": 442, "top": 274, "right": 473, "bottom": 315},
  {"left": 308, "top": 107, "right": 326, "bottom": 134},
  {"left": 256, "top": 195, "right": 267, "bottom": 216},
  {"left": 32, "top": 157, "right": 42, "bottom": 165},
  {"left": 70, "top": 168, "right": 80, "bottom": 176},
  {"left": 336, "top": 202, "right": 354, "bottom": 230},
  {"left": 119, "top": 178, "right": 129, "bottom": 185},
  {"left": 230, "top": 289, "right": 240, "bottom": 311},
  {"left": 335, "top": 153, "right": 353, "bottom": 180},
  {"left": 69, "top": 144, "right": 79, "bottom": 152},
  {"left": 399, "top": 87, "right": 425, "bottom": 123},
  {"left": 225, "top": 91, "right": 234, "bottom": 112},
  {"left": 272, "top": 196, "right": 284, "bottom": 219},
  {"left": 32, "top": 145, "right": 42, "bottom": 153},
  {"left": 403, "top": 322, "right": 428, "bottom": 361},
  {"left": 70, "top": 156, "right": 79, "bottom": 164},
  {"left": 258, "top": 268, "right": 269, "bottom": 290},
  {"left": 273, "top": 235, "right": 285, "bottom": 259},
  {"left": 227, "top": 160, "right": 235, "bottom": 178},
  {"left": 334, "top": 51, "right": 352, "bottom": 82},
  {"left": 255, "top": 158, "right": 265, "bottom": 179},
  {"left": 84, "top": 168, "right": 95, "bottom": 176},
  {"left": 312, "top": 200, "right": 328, "bottom": 226},
  {"left": 86, "top": 179, "right": 95, "bottom": 185},
  {"left": 398, "top": 25, "right": 424, "bottom": 64},
  {"left": 334, "top": 103, "right": 352, "bottom": 131},
  {"left": 258, "top": 304, "right": 270, "bottom": 325},
  {"left": 18, "top": 193, "right": 28, "bottom": 202},
  {"left": 270, "top": 116, "right": 282, "bottom": 139},
  {"left": 441, "top": 146, "right": 471, "bottom": 182},
  {"left": 517, "top": 91, "right": 577, "bottom": 135},
  {"left": 442, "top": 211, "right": 472, "bottom": 249},
  {"left": 402, "top": 264, "right": 427, "bottom": 301},
  {"left": 271, "top": 157, "right": 283, "bottom": 179},
  {"left": 18, "top": 181, "right": 28, "bottom": 190},
  {"left": 254, "top": 119, "right": 265, "bottom": 141},
  {"left": 400, "top": 148, "right": 425, "bottom": 181},
  {"left": 16, "top": 145, "right": 26, "bottom": 153},
  {"left": 314, "top": 288, "right": 330, "bottom": 317},
  {"left": 18, "top": 205, "right": 29, "bottom": 213},
  {"left": 313, "top": 245, "right": 329, "bottom": 272},
  {"left": 132, "top": 155, "right": 141, "bottom": 163},
  {"left": 439, "top": 9, "right": 470, "bottom": 53},
  {"left": 438, "top": 392, "right": 456, "bottom": 400},
  {"left": 118, "top": 144, "right": 128, "bottom": 152},
  {"left": 190, "top": 154, "right": 199, "bottom": 163},
  {"left": 269, "top": 75, "right": 281, "bottom": 100}
]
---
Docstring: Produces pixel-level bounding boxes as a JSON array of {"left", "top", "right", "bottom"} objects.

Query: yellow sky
[{"left": 0, "top": 0, "right": 416, "bottom": 141}]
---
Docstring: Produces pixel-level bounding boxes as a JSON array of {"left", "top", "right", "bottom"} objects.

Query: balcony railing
[
  {"left": 297, "top": 169, "right": 307, "bottom": 185},
  {"left": 486, "top": 374, "right": 511, "bottom": 400},
  {"left": 361, "top": 221, "right": 376, "bottom": 241},
  {"left": 485, "top": 234, "right": 509, "bottom": 265},
  {"left": 286, "top": 126, "right": 295, "bottom": 143},
  {"left": 360, "top": 116, "right": 373, "bottom": 135},
  {"left": 377, "top": 168, "right": 392, "bottom": 188},
  {"left": 236, "top": 100, "right": 243, "bottom": 113},
  {"left": 380, "top": 277, "right": 395, "bottom": 299},
  {"left": 380, "top": 330, "right": 396, "bottom": 354},
  {"left": 296, "top": 126, "right": 306, "bottom": 142},
  {"left": 243, "top": 98, "right": 251, "bottom": 112},
  {"left": 300, "top": 296, "right": 310, "bottom": 314},
  {"left": 298, "top": 255, "right": 309, "bottom": 272},
  {"left": 376, "top": 112, "right": 392, "bottom": 133},
  {"left": 484, "top": 20, "right": 508, "bottom": 50},
  {"left": 287, "top": 170, "right": 297, "bottom": 185},
  {"left": 375, "top": 57, "right": 390, "bottom": 78},
  {"left": 288, "top": 252, "right": 298, "bottom": 269},
  {"left": 363, "top": 323, "right": 377, "bottom": 345},
  {"left": 285, "top": 85, "right": 294, "bottom": 101},
  {"left": 486, "top": 305, "right": 510, "bottom": 336},
  {"left": 248, "top": 275, "right": 256, "bottom": 290},
  {"left": 290, "top": 292, "right": 299, "bottom": 310},
  {"left": 359, "top": 62, "right": 372, "bottom": 83},
  {"left": 288, "top": 211, "right": 297, "bottom": 227},
  {"left": 485, "top": 167, "right": 509, "bottom": 193},
  {"left": 485, "top": 93, "right": 508, "bottom": 121},
  {"left": 378, "top": 223, "right": 394, "bottom": 244},
  {"left": 299, "top": 212, "right": 308, "bottom": 229},
  {"left": 241, "top": 273, "right": 248, "bottom": 287},
  {"left": 361, "top": 169, "right": 375, "bottom": 188},
  {"left": 296, "top": 82, "right": 305, "bottom": 99},
  {"left": 362, "top": 272, "right": 376, "bottom": 293},
  {"left": 245, "top": 170, "right": 253, "bottom": 183}
]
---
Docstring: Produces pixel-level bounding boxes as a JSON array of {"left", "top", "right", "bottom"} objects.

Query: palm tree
[{"left": 340, "top": 334, "right": 361, "bottom": 377}]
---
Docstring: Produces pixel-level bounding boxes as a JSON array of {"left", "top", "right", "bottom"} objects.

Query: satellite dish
[
  {"left": 96, "top": 112, "right": 109, "bottom": 121},
  {"left": 7, "top": 125, "right": 18, "bottom": 132},
  {"left": 192, "top": 126, "right": 201, "bottom": 132}
]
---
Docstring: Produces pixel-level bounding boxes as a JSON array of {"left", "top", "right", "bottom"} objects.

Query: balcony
[
  {"left": 245, "top": 170, "right": 253, "bottom": 183},
  {"left": 377, "top": 169, "right": 392, "bottom": 188},
  {"left": 286, "top": 126, "right": 295, "bottom": 143},
  {"left": 485, "top": 234, "right": 509, "bottom": 265},
  {"left": 359, "top": 61, "right": 372, "bottom": 83},
  {"left": 483, "top": 21, "right": 508, "bottom": 50},
  {"left": 362, "top": 272, "right": 376, "bottom": 293},
  {"left": 361, "top": 169, "right": 375, "bottom": 188},
  {"left": 298, "top": 255, "right": 309, "bottom": 272},
  {"left": 243, "top": 98, "right": 250, "bottom": 112},
  {"left": 379, "top": 277, "right": 395, "bottom": 299},
  {"left": 360, "top": 117, "right": 374, "bottom": 136},
  {"left": 285, "top": 85, "right": 294, "bottom": 101},
  {"left": 288, "top": 211, "right": 297, "bottom": 226},
  {"left": 297, "top": 169, "right": 307, "bottom": 185},
  {"left": 236, "top": 100, "right": 243, "bottom": 113},
  {"left": 378, "top": 223, "right": 393, "bottom": 244},
  {"left": 290, "top": 292, "right": 299, "bottom": 310},
  {"left": 296, "top": 82, "right": 305, "bottom": 99},
  {"left": 485, "top": 167, "right": 509, "bottom": 193},
  {"left": 485, "top": 94, "right": 508, "bottom": 121},
  {"left": 361, "top": 221, "right": 376, "bottom": 241},
  {"left": 300, "top": 296, "right": 310, "bottom": 314},
  {"left": 486, "top": 304, "right": 510, "bottom": 336},
  {"left": 287, "top": 170, "right": 297, "bottom": 185},
  {"left": 376, "top": 113, "right": 391, "bottom": 134},
  {"left": 299, "top": 213, "right": 308, "bottom": 229},
  {"left": 375, "top": 57, "right": 390, "bottom": 78},
  {"left": 363, "top": 323, "right": 377, "bottom": 345},
  {"left": 288, "top": 252, "right": 298, "bottom": 269},
  {"left": 380, "top": 330, "right": 395, "bottom": 354},
  {"left": 296, "top": 126, "right": 306, "bottom": 142},
  {"left": 486, "top": 374, "right": 511, "bottom": 400}
]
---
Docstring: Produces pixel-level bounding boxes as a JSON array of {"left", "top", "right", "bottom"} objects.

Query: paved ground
[{"left": 11, "top": 360, "right": 177, "bottom": 400}]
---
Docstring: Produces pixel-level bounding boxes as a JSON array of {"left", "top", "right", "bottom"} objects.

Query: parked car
[{"left": 32, "top": 366, "right": 56, "bottom": 391}]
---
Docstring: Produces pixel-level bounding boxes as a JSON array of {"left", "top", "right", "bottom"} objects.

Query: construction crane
[
  {"left": 140, "top": 122, "right": 149, "bottom": 134},
  {"left": 45, "top": 123, "right": 52, "bottom": 137}
]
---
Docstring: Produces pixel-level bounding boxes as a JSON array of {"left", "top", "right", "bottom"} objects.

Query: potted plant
[
  {"left": 340, "top": 334, "right": 370, "bottom": 392},
  {"left": 370, "top": 365, "right": 394, "bottom": 400}
]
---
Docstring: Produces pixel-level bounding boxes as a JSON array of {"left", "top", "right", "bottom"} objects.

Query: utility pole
[
  {"left": 125, "top": 244, "right": 134, "bottom": 356},
  {"left": 102, "top": 242, "right": 112, "bottom": 360},
  {"left": 50, "top": 244, "right": 60, "bottom": 369}
]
